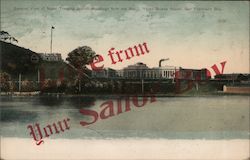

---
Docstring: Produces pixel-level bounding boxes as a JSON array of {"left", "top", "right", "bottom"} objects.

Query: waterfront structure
[
  {"left": 39, "top": 53, "right": 62, "bottom": 61},
  {"left": 175, "top": 68, "right": 209, "bottom": 80},
  {"left": 91, "top": 68, "right": 118, "bottom": 78},
  {"left": 123, "top": 62, "right": 176, "bottom": 79},
  {"left": 214, "top": 74, "right": 250, "bottom": 81},
  {"left": 91, "top": 62, "right": 177, "bottom": 80},
  {"left": 91, "top": 62, "right": 212, "bottom": 81},
  {"left": 223, "top": 85, "right": 250, "bottom": 94}
]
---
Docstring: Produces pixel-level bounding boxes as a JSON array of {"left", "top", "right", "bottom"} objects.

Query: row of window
[
  {"left": 123, "top": 70, "right": 175, "bottom": 79},
  {"left": 92, "top": 69, "right": 176, "bottom": 79}
]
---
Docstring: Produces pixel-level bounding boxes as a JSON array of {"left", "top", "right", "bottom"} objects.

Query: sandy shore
[{"left": 1, "top": 138, "right": 249, "bottom": 160}]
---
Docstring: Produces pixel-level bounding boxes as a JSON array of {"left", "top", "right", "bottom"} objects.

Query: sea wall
[{"left": 223, "top": 85, "right": 250, "bottom": 94}]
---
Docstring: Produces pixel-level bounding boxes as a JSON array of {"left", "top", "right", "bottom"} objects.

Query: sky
[{"left": 1, "top": 0, "right": 249, "bottom": 74}]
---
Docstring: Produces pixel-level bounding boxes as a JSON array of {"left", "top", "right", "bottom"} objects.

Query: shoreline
[{"left": 0, "top": 92, "right": 250, "bottom": 98}]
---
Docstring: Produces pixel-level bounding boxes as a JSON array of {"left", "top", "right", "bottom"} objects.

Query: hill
[
  {"left": 0, "top": 40, "right": 41, "bottom": 76},
  {"left": 0, "top": 41, "right": 79, "bottom": 82}
]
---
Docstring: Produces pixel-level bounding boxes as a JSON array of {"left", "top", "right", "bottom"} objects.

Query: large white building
[
  {"left": 92, "top": 62, "right": 178, "bottom": 80},
  {"left": 122, "top": 62, "right": 177, "bottom": 79}
]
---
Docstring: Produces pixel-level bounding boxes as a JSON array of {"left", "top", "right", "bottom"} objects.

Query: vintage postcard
[{"left": 0, "top": 0, "right": 249, "bottom": 159}]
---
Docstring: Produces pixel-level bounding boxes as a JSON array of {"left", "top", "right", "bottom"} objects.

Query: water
[{"left": 0, "top": 95, "right": 249, "bottom": 139}]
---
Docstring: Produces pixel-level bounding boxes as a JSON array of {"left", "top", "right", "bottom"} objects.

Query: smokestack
[{"left": 159, "top": 58, "right": 169, "bottom": 67}]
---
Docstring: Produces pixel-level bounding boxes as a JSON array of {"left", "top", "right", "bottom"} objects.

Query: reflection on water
[
  {"left": 0, "top": 95, "right": 249, "bottom": 139},
  {"left": 1, "top": 109, "right": 37, "bottom": 122},
  {"left": 33, "top": 95, "right": 96, "bottom": 109},
  {"left": 67, "top": 96, "right": 96, "bottom": 109},
  {"left": 36, "top": 96, "right": 65, "bottom": 107}
]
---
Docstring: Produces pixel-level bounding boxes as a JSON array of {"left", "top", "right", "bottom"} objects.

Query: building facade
[
  {"left": 175, "top": 68, "right": 209, "bottom": 80},
  {"left": 39, "top": 53, "right": 62, "bottom": 61},
  {"left": 91, "top": 62, "right": 177, "bottom": 80},
  {"left": 122, "top": 62, "right": 176, "bottom": 79},
  {"left": 214, "top": 74, "right": 250, "bottom": 81},
  {"left": 91, "top": 68, "right": 118, "bottom": 78}
]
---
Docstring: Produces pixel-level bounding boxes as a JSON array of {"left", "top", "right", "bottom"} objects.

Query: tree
[
  {"left": 66, "top": 46, "right": 97, "bottom": 93},
  {"left": 66, "top": 46, "right": 96, "bottom": 70},
  {"left": 0, "top": 31, "right": 18, "bottom": 43},
  {"left": 0, "top": 71, "right": 11, "bottom": 91}
]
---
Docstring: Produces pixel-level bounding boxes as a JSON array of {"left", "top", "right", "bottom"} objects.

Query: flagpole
[
  {"left": 50, "top": 26, "right": 53, "bottom": 54},
  {"left": 50, "top": 26, "right": 55, "bottom": 54}
]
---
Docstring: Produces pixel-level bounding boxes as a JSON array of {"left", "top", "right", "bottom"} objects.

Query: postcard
[{"left": 0, "top": 0, "right": 249, "bottom": 159}]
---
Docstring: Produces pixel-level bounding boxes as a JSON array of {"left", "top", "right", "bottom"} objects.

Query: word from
[
  {"left": 90, "top": 42, "right": 150, "bottom": 71},
  {"left": 27, "top": 118, "right": 70, "bottom": 145},
  {"left": 79, "top": 95, "right": 156, "bottom": 126}
]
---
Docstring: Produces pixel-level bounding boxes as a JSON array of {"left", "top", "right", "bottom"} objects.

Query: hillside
[
  {"left": 0, "top": 41, "right": 41, "bottom": 75},
  {"left": 0, "top": 41, "right": 77, "bottom": 81}
]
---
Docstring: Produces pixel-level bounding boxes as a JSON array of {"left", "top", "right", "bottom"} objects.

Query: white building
[
  {"left": 91, "top": 62, "right": 178, "bottom": 79},
  {"left": 39, "top": 53, "right": 62, "bottom": 61},
  {"left": 122, "top": 62, "right": 177, "bottom": 79}
]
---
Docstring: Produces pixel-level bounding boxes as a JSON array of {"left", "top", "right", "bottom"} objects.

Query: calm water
[{"left": 0, "top": 95, "right": 249, "bottom": 139}]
